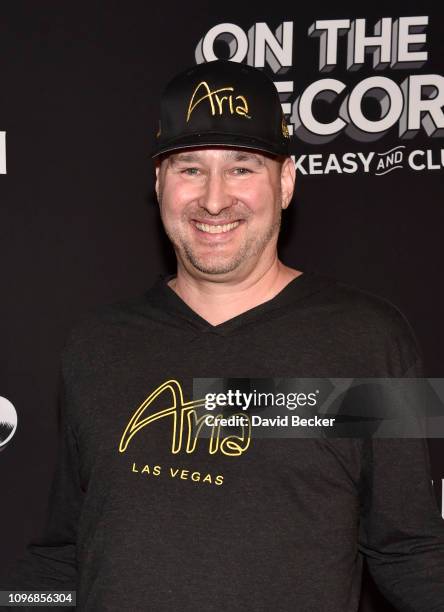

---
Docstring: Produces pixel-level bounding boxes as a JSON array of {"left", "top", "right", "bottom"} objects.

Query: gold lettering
[
  {"left": 185, "top": 407, "right": 213, "bottom": 454},
  {"left": 220, "top": 431, "right": 251, "bottom": 456},
  {"left": 118, "top": 380, "right": 251, "bottom": 457},
  {"left": 215, "top": 95, "right": 229, "bottom": 115},
  {"left": 186, "top": 82, "right": 251, "bottom": 122},
  {"left": 235, "top": 95, "right": 249, "bottom": 117},
  {"left": 187, "top": 82, "right": 235, "bottom": 122}
]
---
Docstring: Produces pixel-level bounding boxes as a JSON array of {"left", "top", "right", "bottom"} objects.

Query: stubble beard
[{"left": 163, "top": 206, "right": 283, "bottom": 276}]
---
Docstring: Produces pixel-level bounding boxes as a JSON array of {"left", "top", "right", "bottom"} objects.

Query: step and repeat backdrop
[{"left": 0, "top": 1, "right": 443, "bottom": 610}]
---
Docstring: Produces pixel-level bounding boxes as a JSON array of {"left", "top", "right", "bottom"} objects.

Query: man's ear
[
  {"left": 280, "top": 157, "right": 296, "bottom": 210},
  {"left": 155, "top": 161, "right": 161, "bottom": 202}
]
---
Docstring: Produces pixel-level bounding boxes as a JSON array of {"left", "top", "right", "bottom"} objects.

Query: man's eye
[
  {"left": 232, "top": 167, "right": 252, "bottom": 175},
  {"left": 181, "top": 167, "right": 200, "bottom": 176}
]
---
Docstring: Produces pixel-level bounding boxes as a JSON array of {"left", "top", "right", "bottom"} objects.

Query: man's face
[{"left": 155, "top": 147, "right": 295, "bottom": 279}]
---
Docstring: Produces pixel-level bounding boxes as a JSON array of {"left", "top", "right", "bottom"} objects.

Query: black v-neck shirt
[
  {"left": 155, "top": 272, "right": 329, "bottom": 336},
  {"left": 6, "top": 271, "right": 444, "bottom": 612}
]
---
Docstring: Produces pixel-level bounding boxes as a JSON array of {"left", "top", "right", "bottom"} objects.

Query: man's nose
[{"left": 201, "top": 172, "right": 232, "bottom": 215}]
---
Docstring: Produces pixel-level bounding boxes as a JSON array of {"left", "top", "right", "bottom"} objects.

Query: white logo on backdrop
[
  {"left": 0, "top": 131, "right": 6, "bottom": 174},
  {"left": 196, "top": 17, "right": 444, "bottom": 176},
  {"left": 0, "top": 396, "right": 18, "bottom": 449}
]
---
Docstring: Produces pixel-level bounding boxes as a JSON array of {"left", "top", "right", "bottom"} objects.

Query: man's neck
[{"left": 167, "top": 259, "right": 303, "bottom": 326}]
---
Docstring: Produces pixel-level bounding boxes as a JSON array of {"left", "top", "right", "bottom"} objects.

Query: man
[
  {"left": 6, "top": 60, "right": 444, "bottom": 611},
  {"left": 153, "top": 60, "right": 299, "bottom": 326}
]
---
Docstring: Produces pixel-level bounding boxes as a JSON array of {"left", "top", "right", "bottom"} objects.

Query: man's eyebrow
[
  {"left": 167, "top": 150, "right": 266, "bottom": 166},
  {"left": 224, "top": 150, "right": 265, "bottom": 165},
  {"left": 168, "top": 152, "right": 202, "bottom": 165}
]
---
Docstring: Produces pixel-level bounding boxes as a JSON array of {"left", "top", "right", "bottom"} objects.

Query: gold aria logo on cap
[
  {"left": 281, "top": 117, "right": 290, "bottom": 139},
  {"left": 186, "top": 81, "right": 251, "bottom": 122}
]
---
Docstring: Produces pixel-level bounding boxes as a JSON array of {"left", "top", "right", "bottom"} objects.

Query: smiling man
[
  {"left": 155, "top": 146, "right": 300, "bottom": 325},
  {"left": 6, "top": 60, "right": 444, "bottom": 612},
  {"left": 153, "top": 60, "right": 301, "bottom": 326},
  {"left": 157, "top": 149, "right": 290, "bottom": 275}
]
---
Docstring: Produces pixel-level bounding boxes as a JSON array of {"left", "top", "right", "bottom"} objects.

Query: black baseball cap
[{"left": 151, "top": 59, "right": 291, "bottom": 158}]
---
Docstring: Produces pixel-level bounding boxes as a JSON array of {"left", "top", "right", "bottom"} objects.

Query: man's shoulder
[
  {"left": 302, "top": 272, "right": 423, "bottom": 375},
  {"left": 60, "top": 293, "right": 151, "bottom": 369},
  {"left": 307, "top": 272, "right": 415, "bottom": 334}
]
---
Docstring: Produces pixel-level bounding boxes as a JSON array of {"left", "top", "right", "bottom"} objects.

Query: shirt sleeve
[
  {"left": 5, "top": 376, "right": 82, "bottom": 593},
  {"left": 359, "top": 407, "right": 444, "bottom": 610}
]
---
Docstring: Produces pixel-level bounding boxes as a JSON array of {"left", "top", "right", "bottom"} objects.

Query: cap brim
[{"left": 151, "top": 132, "right": 289, "bottom": 158}]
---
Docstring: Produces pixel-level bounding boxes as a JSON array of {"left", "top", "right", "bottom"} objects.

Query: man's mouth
[{"left": 193, "top": 220, "right": 241, "bottom": 234}]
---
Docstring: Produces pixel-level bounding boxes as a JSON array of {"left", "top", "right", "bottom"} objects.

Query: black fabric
[{"left": 5, "top": 271, "right": 444, "bottom": 611}]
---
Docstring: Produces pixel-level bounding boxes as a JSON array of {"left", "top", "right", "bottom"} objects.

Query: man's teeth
[{"left": 195, "top": 221, "right": 240, "bottom": 234}]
